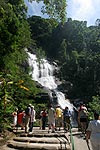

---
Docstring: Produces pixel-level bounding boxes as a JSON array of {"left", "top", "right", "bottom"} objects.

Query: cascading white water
[
  {"left": 55, "top": 91, "right": 74, "bottom": 111},
  {"left": 28, "top": 52, "right": 57, "bottom": 90},
  {"left": 27, "top": 51, "right": 74, "bottom": 112}
]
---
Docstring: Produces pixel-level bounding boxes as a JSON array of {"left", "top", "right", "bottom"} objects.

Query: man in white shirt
[
  {"left": 86, "top": 112, "right": 100, "bottom": 150},
  {"left": 48, "top": 105, "right": 55, "bottom": 133}
]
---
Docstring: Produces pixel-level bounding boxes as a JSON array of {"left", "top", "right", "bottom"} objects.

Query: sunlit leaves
[
  {"left": 28, "top": 0, "right": 67, "bottom": 23},
  {"left": 88, "top": 95, "right": 100, "bottom": 119},
  {"left": 19, "top": 85, "right": 29, "bottom": 91}
]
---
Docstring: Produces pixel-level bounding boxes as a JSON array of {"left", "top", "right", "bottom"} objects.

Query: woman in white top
[
  {"left": 86, "top": 112, "right": 100, "bottom": 150},
  {"left": 12, "top": 108, "right": 18, "bottom": 128},
  {"left": 29, "top": 105, "right": 36, "bottom": 132}
]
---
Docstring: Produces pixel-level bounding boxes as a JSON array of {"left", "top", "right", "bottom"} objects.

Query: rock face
[{"left": 3, "top": 127, "right": 71, "bottom": 150}]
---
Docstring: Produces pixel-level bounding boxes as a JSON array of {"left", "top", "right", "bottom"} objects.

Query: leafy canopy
[{"left": 28, "top": 0, "right": 67, "bottom": 23}]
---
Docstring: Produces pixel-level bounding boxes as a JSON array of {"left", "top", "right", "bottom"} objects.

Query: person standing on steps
[
  {"left": 29, "top": 105, "right": 36, "bottom": 132},
  {"left": 86, "top": 111, "right": 100, "bottom": 150},
  {"left": 39, "top": 110, "right": 43, "bottom": 129},
  {"left": 63, "top": 106, "right": 71, "bottom": 131},
  {"left": 48, "top": 105, "right": 56, "bottom": 133},
  {"left": 55, "top": 105, "right": 63, "bottom": 131},
  {"left": 78, "top": 104, "right": 88, "bottom": 134},
  {"left": 77, "top": 103, "right": 87, "bottom": 131},
  {"left": 17, "top": 110, "right": 24, "bottom": 129},
  {"left": 41, "top": 108, "right": 47, "bottom": 130},
  {"left": 25, "top": 104, "right": 31, "bottom": 133},
  {"left": 12, "top": 107, "right": 18, "bottom": 129}
]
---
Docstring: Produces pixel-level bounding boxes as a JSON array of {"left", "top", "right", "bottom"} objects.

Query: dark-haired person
[
  {"left": 78, "top": 105, "right": 88, "bottom": 134},
  {"left": 78, "top": 103, "right": 88, "bottom": 132},
  {"left": 55, "top": 105, "right": 63, "bottom": 131},
  {"left": 29, "top": 105, "right": 36, "bottom": 132},
  {"left": 12, "top": 108, "right": 18, "bottom": 129},
  {"left": 25, "top": 104, "right": 31, "bottom": 133},
  {"left": 17, "top": 110, "right": 24, "bottom": 129},
  {"left": 41, "top": 108, "right": 47, "bottom": 130},
  {"left": 63, "top": 106, "right": 71, "bottom": 131},
  {"left": 86, "top": 112, "right": 100, "bottom": 150}
]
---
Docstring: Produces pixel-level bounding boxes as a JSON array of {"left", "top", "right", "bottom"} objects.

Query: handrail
[{"left": 69, "top": 125, "right": 75, "bottom": 150}]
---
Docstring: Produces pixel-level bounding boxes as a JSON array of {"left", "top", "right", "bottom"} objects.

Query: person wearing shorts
[
  {"left": 78, "top": 105, "right": 88, "bottom": 134},
  {"left": 48, "top": 105, "right": 55, "bottom": 133},
  {"left": 55, "top": 105, "right": 63, "bottom": 131}
]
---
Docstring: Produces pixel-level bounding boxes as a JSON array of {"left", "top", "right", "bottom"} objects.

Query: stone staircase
[{"left": 3, "top": 128, "right": 71, "bottom": 150}]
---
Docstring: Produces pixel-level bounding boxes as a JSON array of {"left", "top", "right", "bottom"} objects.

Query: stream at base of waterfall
[{"left": 27, "top": 51, "right": 78, "bottom": 127}]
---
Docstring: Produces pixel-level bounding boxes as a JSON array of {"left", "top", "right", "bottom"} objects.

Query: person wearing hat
[{"left": 86, "top": 112, "right": 100, "bottom": 150}]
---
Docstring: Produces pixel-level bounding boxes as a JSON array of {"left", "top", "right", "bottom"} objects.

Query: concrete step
[
  {"left": 20, "top": 132, "right": 67, "bottom": 138},
  {"left": 13, "top": 136, "right": 69, "bottom": 144},
  {"left": 5, "top": 127, "right": 71, "bottom": 150},
  {"left": 7, "top": 140, "right": 71, "bottom": 150}
]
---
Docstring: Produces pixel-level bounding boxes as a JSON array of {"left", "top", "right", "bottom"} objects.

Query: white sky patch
[
  {"left": 25, "top": 0, "right": 43, "bottom": 16},
  {"left": 70, "top": 0, "right": 93, "bottom": 19},
  {"left": 67, "top": 0, "right": 100, "bottom": 26},
  {"left": 25, "top": 0, "right": 100, "bottom": 26}
]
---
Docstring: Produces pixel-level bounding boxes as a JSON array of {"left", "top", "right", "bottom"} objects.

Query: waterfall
[
  {"left": 27, "top": 51, "right": 74, "bottom": 112},
  {"left": 28, "top": 52, "right": 57, "bottom": 90}
]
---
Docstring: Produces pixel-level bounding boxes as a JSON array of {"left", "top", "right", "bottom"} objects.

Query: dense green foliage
[
  {"left": 88, "top": 95, "right": 100, "bottom": 120},
  {"left": 0, "top": 0, "right": 31, "bottom": 72},
  {"left": 28, "top": 16, "right": 100, "bottom": 101},
  {"left": 0, "top": 0, "right": 45, "bottom": 130}
]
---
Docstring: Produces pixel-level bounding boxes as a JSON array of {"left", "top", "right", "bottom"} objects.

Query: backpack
[
  {"left": 25, "top": 107, "right": 30, "bottom": 115},
  {"left": 79, "top": 109, "right": 87, "bottom": 118}
]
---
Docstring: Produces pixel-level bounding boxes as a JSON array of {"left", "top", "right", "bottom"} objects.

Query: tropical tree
[
  {"left": 88, "top": 95, "right": 100, "bottom": 120},
  {"left": 0, "top": 0, "right": 36, "bottom": 130},
  {"left": 0, "top": 0, "right": 31, "bottom": 72},
  {"left": 58, "top": 39, "right": 67, "bottom": 63},
  {"left": 28, "top": 0, "right": 67, "bottom": 23}
]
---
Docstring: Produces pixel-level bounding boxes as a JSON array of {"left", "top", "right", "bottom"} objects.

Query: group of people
[
  {"left": 39, "top": 105, "right": 72, "bottom": 133},
  {"left": 12, "top": 104, "right": 73, "bottom": 133},
  {"left": 12, "top": 104, "right": 36, "bottom": 133},
  {"left": 12, "top": 103, "right": 100, "bottom": 150}
]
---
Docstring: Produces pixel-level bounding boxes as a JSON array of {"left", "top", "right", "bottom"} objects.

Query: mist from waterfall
[{"left": 27, "top": 51, "right": 74, "bottom": 112}]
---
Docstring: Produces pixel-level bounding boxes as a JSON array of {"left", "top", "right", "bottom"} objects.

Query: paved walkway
[{"left": 71, "top": 128, "right": 92, "bottom": 150}]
